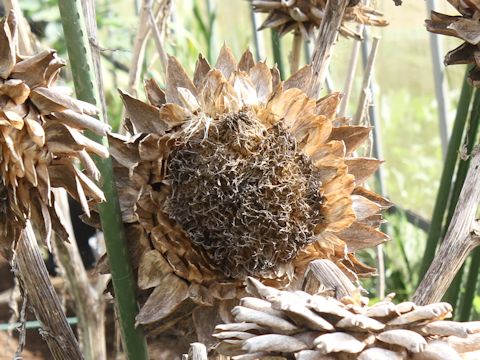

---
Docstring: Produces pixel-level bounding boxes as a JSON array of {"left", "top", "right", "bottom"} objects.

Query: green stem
[
  {"left": 271, "top": 29, "right": 285, "bottom": 80},
  {"left": 460, "top": 248, "right": 480, "bottom": 321},
  {"left": 418, "top": 66, "right": 473, "bottom": 283},
  {"left": 57, "top": 1, "right": 149, "bottom": 359},
  {"left": 443, "top": 88, "right": 480, "bottom": 309}
]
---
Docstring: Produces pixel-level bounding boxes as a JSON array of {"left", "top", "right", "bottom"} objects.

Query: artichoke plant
[
  {"left": 0, "top": 10, "right": 109, "bottom": 259},
  {"left": 214, "top": 276, "right": 480, "bottom": 359},
  {"left": 250, "top": 0, "right": 388, "bottom": 39},
  {"left": 104, "top": 44, "right": 390, "bottom": 352},
  {"left": 426, "top": 1, "right": 480, "bottom": 86}
]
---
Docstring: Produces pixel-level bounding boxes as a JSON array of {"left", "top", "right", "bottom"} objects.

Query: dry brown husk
[
  {"left": 426, "top": 1, "right": 480, "bottom": 86},
  {"left": 250, "top": 0, "right": 388, "bottom": 39},
  {"left": 214, "top": 276, "right": 480, "bottom": 359},
  {"left": 0, "top": 10, "right": 109, "bottom": 259},
  {"left": 105, "top": 45, "right": 390, "bottom": 353}
]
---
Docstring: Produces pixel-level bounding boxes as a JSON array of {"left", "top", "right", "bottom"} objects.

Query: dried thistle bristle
[{"left": 165, "top": 111, "right": 325, "bottom": 277}]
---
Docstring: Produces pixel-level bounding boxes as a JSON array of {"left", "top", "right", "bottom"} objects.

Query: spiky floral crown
[{"left": 106, "top": 45, "right": 390, "bottom": 335}]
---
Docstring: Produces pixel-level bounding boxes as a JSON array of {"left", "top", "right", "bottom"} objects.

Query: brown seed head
[{"left": 165, "top": 111, "right": 325, "bottom": 277}]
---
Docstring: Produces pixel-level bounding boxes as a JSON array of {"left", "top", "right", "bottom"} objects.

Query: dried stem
[
  {"left": 58, "top": 0, "right": 149, "bottom": 357},
  {"left": 127, "top": 0, "right": 153, "bottom": 95},
  {"left": 338, "top": 39, "right": 361, "bottom": 117},
  {"left": 81, "top": 0, "right": 109, "bottom": 123},
  {"left": 120, "top": 0, "right": 164, "bottom": 134},
  {"left": 16, "top": 221, "right": 83, "bottom": 360},
  {"left": 53, "top": 189, "right": 108, "bottom": 360},
  {"left": 413, "top": 149, "right": 480, "bottom": 305},
  {"left": 146, "top": 0, "right": 170, "bottom": 78},
  {"left": 307, "top": 0, "right": 349, "bottom": 98},
  {"left": 353, "top": 36, "right": 380, "bottom": 125},
  {"left": 289, "top": 31, "right": 302, "bottom": 74}
]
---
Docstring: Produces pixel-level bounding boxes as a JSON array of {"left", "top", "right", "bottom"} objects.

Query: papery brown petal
[
  {"left": 144, "top": 78, "right": 166, "bottom": 108},
  {"left": 166, "top": 55, "right": 197, "bottom": 106},
  {"left": 351, "top": 195, "right": 384, "bottom": 221},
  {"left": 284, "top": 65, "right": 312, "bottom": 93},
  {"left": 135, "top": 273, "right": 191, "bottom": 325},
  {"left": 0, "top": 11, "right": 16, "bottom": 79},
  {"left": 0, "top": 79, "right": 30, "bottom": 104},
  {"left": 338, "top": 221, "right": 389, "bottom": 252},
  {"left": 353, "top": 186, "right": 392, "bottom": 208},
  {"left": 316, "top": 92, "right": 342, "bottom": 122},
  {"left": 119, "top": 89, "right": 170, "bottom": 135},
  {"left": 11, "top": 49, "right": 65, "bottom": 88},
  {"left": 249, "top": 62, "right": 273, "bottom": 103},
  {"left": 138, "top": 249, "right": 173, "bottom": 289},
  {"left": 193, "top": 54, "right": 211, "bottom": 88},
  {"left": 25, "top": 118, "right": 45, "bottom": 146},
  {"left": 329, "top": 126, "right": 371, "bottom": 156},
  {"left": 215, "top": 44, "right": 237, "bottom": 80},
  {"left": 199, "top": 69, "right": 240, "bottom": 115},
  {"left": 44, "top": 121, "right": 87, "bottom": 154},
  {"left": 345, "top": 157, "right": 383, "bottom": 185},
  {"left": 238, "top": 49, "right": 255, "bottom": 72}
]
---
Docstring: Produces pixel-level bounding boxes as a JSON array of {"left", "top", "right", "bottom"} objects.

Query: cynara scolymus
[
  {"left": 105, "top": 45, "right": 390, "bottom": 351},
  {"left": 250, "top": 0, "right": 388, "bottom": 39},
  {"left": 0, "top": 11, "right": 109, "bottom": 259}
]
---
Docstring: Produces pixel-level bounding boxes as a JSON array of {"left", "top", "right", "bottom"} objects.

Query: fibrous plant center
[{"left": 165, "top": 111, "right": 325, "bottom": 278}]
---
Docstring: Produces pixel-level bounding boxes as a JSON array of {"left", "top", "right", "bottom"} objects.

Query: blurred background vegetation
[{"left": 13, "top": 0, "right": 479, "bottom": 315}]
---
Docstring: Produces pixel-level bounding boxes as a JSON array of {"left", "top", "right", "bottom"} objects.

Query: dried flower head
[
  {"left": 214, "top": 273, "right": 480, "bottom": 359},
  {"left": 250, "top": 0, "right": 388, "bottom": 39},
  {"left": 0, "top": 11, "right": 109, "bottom": 258},
  {"left": 427, "top": 1, "right": 480, "bottom": 86},
  {"left": 106, "top": 45, "right": 390, "bottom": 344}
]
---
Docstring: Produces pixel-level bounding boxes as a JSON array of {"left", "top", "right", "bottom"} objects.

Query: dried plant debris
[
  {"left": 426, "top": 0, "right": 480, "bottom": 86},
  {"left": 107, "top": 45, "right": 390, "bottom": 345},
  {"left": 0, "top": 10, "right": 109, "bottom": 259},
  {"left": 214, "top": 277, "right": 480, "bottom": 359},
  {"left": 250, "top": 0, "right": 388, "bottom": 39}
]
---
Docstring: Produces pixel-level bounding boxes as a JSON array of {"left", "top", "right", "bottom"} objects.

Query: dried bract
[
  {"left": 0, "top": 10, "right": 109, "bottom": 258},
  {"left": 426, "top": 1, "right": 480, "bottom": 86},
  {"left": 250, "top": 0, "right": 388, "bottom": 39},
  {"left": 214, "top": 276, "right": 480, "bottom": 359}
]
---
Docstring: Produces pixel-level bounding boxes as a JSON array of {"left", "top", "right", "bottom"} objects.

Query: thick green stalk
[
  {"left": 271, "top": 29, "right": 285, "bottom": 80},
  {"left": 459, "top": 248, "right": 480, "bottom": 321},
  {"left": 418, "top": 67, "right": 473, "bottom": 282},
  {"left": 57, "top": 1, "right": 149, "bottom": 359},
  {"left": 444, "top": 88, "right": 480, "bottom": 308}
]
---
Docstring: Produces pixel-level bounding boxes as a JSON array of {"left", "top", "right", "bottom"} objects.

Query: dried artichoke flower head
[
  {"left": 426, "top": 0, "right": 480, "bottom": 86},
  {"left": 251, "top": 0, "right": 388, "bottom": 39},
  {"left": 110, "top": 44, "right": 390, "bottom": 337},
  {"left": 214, "top": 276, "right": 480, "bottom": 359},
  {"left": 0, "top": 10, "right": 109, "bottom": 258}
]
